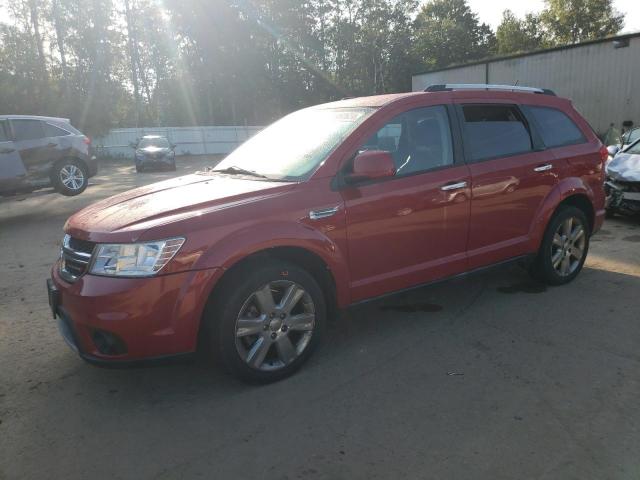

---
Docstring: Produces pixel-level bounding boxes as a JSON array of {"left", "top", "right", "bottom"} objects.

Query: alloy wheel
[
  {"left": 551, "top": 216, "right": 586, "bottom": 277},
  {"left": 234, "top": 280, "right": 315, "bottom": 371},
  {"left": 59, "top": 164, "right": 85, "bottom": 191}
]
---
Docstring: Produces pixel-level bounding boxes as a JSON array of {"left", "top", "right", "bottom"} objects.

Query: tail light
[
  {"left": 83, "top": 136, "right": 91, "bottom": 145},
  {"left": 599, "top": 144, "right": 608, "bottom": 163}
]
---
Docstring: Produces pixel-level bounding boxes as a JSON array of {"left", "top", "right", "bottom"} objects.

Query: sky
[
  {"left": 467, "top": 0, "right": 640, "bottom": 33},
  {"left": 0, "top": 0, "right": 639, "bottom": 33}
]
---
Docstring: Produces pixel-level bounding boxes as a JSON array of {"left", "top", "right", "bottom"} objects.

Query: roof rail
[{"left": 424, "top": 84, "right": 556, "bottom": 96}]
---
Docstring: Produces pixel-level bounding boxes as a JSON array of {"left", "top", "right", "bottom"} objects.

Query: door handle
[
  {"left": 309, "top": 205, "right": 340, "bottom": 220},
  {"left": 440, "top": 181, "right": 467, "bottom": 191},
  {"left": 533, "top": 164, "right": 553, "bottom": 172},
  {"left": 0, "top": 148, "right": 15, "bottom": 154}
]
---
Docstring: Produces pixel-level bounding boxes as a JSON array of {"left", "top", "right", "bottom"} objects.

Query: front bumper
[
  {"left": 137, "top": 156, "right": 175, "bottom": 169},
  {"left": 49, "top": 262, "right": 222, "bottom": 364},
  {"left": 605, "top": 179, "right": 640, "bottom": 214}
]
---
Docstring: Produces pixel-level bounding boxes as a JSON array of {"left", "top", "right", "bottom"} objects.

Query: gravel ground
[{"left": 1, "top": 158, "right": 639, "bottom": 480}]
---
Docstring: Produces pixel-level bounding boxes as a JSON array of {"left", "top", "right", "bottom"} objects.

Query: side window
[
  {"left": 528, "top": 106, "right": 586, "bottom": 148},
  {"left": 12, "top": 119, "right": 45, "bottom": 141},
  {"left": 0, "top": 121, "right": 9, "bottom": 142},
  {"left": 462, "top": 104, "right": 533, "bottom": 162},
  {"left": 360, "top": 105, "right": 454, "bottom": 176},
  {"left": 43, "top": 122, "right": 71, "bottom": 138}
]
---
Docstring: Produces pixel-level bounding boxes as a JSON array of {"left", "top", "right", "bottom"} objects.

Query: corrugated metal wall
[
  {"left": 94, "top": 126, "right": 263, "bottom": 159},
  {"left": 412, "top": 35, "right": 640, "bottom": 135}
]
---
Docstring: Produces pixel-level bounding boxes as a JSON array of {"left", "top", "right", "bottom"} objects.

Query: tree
[
  {"left": 540, "top": 0, "right": 623, "bottom": 44},
  {"left": 413, "top": 0, "right": 495, "bottom": 70},
  {"left": 496, "top": 10, "right": 548, "bottom": 55}
]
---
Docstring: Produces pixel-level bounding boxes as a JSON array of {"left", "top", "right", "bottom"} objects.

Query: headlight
[{"left": 90, "top": 238, "right": 185, "bottom": 277}]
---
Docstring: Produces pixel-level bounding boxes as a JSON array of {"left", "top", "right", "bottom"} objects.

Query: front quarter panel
[{"left": 168, "top": 178, "right": 351, "bottom": 306}]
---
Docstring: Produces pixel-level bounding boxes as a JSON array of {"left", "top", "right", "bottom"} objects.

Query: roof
[
  {"left": 413, "top": 31, "right": 640, "bottom": 77},
  {"left": 0, "top": 115, "right": 70, "bottom": 123},
  {"left": 315, "top": 92, "right": 423, "bottom": 109}
]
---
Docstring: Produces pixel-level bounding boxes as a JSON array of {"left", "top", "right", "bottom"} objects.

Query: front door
[{"left": 341, "top": 105, "right": 471, "bottom": 302}]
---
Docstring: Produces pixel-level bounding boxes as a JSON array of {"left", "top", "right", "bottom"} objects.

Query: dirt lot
[{"left": 1, "top": 157, "right": 639, "bottom": 480}]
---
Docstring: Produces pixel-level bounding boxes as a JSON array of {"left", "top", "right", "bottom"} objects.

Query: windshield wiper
[{"left": 208, "top": 165, "right": 268, "bottom": 179}]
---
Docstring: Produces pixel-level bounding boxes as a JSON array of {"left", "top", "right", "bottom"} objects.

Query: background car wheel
[
  {"left": 530, "top": 205, "right": 590, "bottom": 286},
  {"left": 52, "top": 160, "right": 89, "bottom": 196},
  {"left": 205, "top": 259, "right": 326, "bottom": 383}
]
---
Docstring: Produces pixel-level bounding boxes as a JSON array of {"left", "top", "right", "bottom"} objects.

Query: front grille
[{"left": 60, "top": 234, "right": 95, "bottom": 282}]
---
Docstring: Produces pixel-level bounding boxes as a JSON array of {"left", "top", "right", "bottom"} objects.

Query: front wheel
[
  {"left": 530, "top": 206, "right": 590, "bottom": 285},
  {"left": 52, "top": 160, "right": 89, "bottom": 196},
  {"left": 206, "top": 260, "right": 326, "bottom": 383}
]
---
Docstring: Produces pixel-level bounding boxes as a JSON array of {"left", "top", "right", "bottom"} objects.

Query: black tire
[
  {"left": 605, "top": 208, "right": 616, "bottom": 219},
  {"left": 52, "top": 159, "right": 89, "bottom": 196},
  {"left": 204, "top": 259, "right": 326, "bottom": 383},
  {"left": 530, "top": 205, "right": 590, "bottom": 286}
]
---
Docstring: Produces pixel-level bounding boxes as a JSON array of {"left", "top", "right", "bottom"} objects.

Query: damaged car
[{"left": 605, "top": 139, "right": 640, "bottom": 216}]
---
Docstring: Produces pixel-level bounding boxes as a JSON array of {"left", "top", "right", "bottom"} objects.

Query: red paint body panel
[
  {"left": 52, "top": 263, "right": 222, "bottom": 359},
  {"left": 341, "top": 165, "right": 471, "bottom": 302},
  {"left": 50, "top": 89, "right": 606, "bottom": 362}
]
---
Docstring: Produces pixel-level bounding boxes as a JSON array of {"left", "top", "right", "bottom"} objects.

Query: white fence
[{"left": 94, "top": 126, "right": 263, "bottom": 159}]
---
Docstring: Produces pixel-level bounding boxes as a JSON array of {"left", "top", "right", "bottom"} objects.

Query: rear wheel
[
  {"left": 205, "top": 260, "right": 325, "bottom": 383},
  {"left": 52, "top": 160, "right": 88, "bottom": 196},
  {"left": 530, "top": 205, "right": 590, "bottom": 285}
]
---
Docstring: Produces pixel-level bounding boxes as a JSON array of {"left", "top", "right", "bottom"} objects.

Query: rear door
[
  {"left": 342, "top": 105, "right": 471, "bottom": 302},
  {"left": 455, "top": 102, "right": 561, "bottom": 269},
  {"left": 10, "top": 119, "right": 61, "bottom": 181},
  {"left": 0, "top": 120, "right": 26, "bottom": 189}
]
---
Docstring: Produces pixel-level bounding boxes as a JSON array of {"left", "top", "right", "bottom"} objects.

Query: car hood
[
  {"left": 607, "top": 152, "right": 640, "bottom": 182},
  {"left": 65, "top": 173, "right": 295, "bottom": 242}
]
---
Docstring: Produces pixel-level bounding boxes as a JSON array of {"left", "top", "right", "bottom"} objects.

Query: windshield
[
  {"left": 626, "top": 139, "right": 640, "bottom": 155},
  {"left": 215, "top": 107, "right": 373, "bottom": 180},
  {"left": 139, "top": 137, "right": 170, "bottom": 148}
]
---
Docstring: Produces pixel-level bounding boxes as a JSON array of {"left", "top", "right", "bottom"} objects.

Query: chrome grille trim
[{"left": 60, "top": 234, "right": 95, "bottom": 282}]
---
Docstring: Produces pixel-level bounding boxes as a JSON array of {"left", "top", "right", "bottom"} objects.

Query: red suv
[{"left": 48, "top": 84, "right": 606, "bottom": 382}]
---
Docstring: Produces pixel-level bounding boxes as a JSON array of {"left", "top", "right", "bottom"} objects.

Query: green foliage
[
  {"left": 0, "top": 0, "right": 626, "bottom": 134},
  {"left": 413, "top": 0, "right": 495, "bottom": 70},
  {"left": 496, "top": 10, "right": 549, "bottom": 55},
  {"left": 540, "top": 0, "right": 624, "bottom": 44}
]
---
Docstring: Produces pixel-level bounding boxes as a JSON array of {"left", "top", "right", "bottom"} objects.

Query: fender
[
  {"left": 193, "top": 219, "right": 352, "bottom": 307},
  {"left": 528, "top": 176, "right": 595, "bottom": 252}
]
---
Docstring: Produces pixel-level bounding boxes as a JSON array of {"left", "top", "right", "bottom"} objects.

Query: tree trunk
[
  {"left": 29, "top": 0, "right": 48, "bottom": 83},
  {"left": 124, "top": 0, "right": 141, "bottom": 127},
  {"left": 52, "top": 0, "right": 70, "bottom": 94}
]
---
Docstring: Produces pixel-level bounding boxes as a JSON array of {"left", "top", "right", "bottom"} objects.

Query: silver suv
[{"left": 0, "top": 115, "right": 98, "bottom": 196}]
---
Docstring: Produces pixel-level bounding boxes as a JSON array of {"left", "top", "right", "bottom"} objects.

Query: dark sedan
[{"left": 134, "top": 135, "right": 176, "bottom": 172}]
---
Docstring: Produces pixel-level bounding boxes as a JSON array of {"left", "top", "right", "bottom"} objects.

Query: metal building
[{"left": 412, "top": 32, "right": 640, "bottom": 136}]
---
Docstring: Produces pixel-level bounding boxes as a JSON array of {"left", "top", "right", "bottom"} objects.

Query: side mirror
[
  {"left": 607, "top": 145, "right": 620, "bottom": 157},
  {"left": 346, "top": 150, "right": 396, "bottom": 184}
]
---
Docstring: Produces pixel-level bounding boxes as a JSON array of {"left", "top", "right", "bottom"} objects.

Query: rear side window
[
  {"left": 12, "top": 119, "right": 45, "bottom": 141},
  {"left": 461, "top": 105, "right": 532, "bottom": 162},
  {"left": 43, "top": 122, "right": 71, "bottom": 138},
  {"left": 528, "top": 106, "right": 586, "bottom": 148}
]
